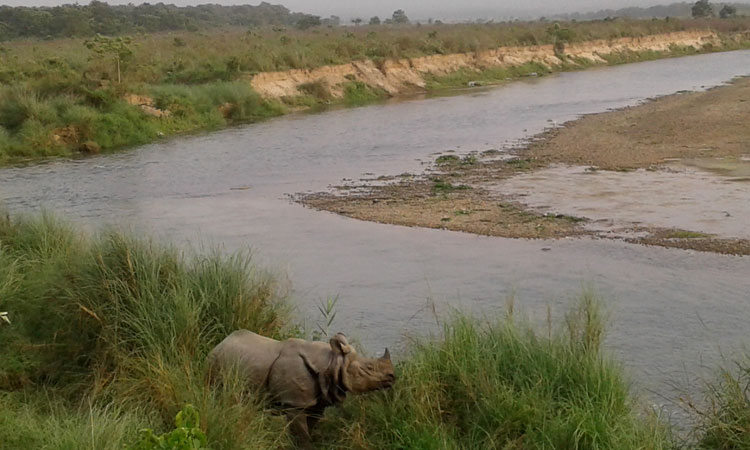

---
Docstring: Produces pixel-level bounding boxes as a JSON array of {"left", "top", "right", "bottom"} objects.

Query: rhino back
[{"left": 208, "top": 330, "right": 284, "bottom": 386}]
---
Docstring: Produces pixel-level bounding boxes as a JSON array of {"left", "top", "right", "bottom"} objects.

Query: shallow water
[
  {"left": 2, "top": 51, "right": 750, "bottom": 416},
  {"left": 495, "top": 164, "right": 750, "bottom": 238}
]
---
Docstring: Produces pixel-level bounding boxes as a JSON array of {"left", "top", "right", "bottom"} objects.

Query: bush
[{"left": 130, "top": 404, "right": 208, "bottom": 450}]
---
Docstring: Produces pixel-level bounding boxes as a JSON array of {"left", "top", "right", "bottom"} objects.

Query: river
[{"left": 2, "top": 50, "right": 750, "bottom": 416}]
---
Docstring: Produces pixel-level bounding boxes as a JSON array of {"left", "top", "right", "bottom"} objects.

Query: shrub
[{"left": 130, "top": 404, "right": 207, "bottom": 450}]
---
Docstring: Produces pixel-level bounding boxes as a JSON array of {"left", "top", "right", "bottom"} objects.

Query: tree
[
  {"left": 294, "top": 15, "right": 321, "bottom": 30},
  {"left": 84, "top": 34, "right": 134, "bottom": 83},
  {"left": 719, "top": 4, "right": 737, "bottom": 18},
  {"left": 351, "top": 17, "right": 363, "bottom": 26},
  {"left": 321, "top": 15, "right": 340, "bottom": 26},
  {"left": 369, "top": 16, "right": 381, "bottom": 25},
  {"left": 392, "top": 9, "right": 409, "bottom": 24},
  {"left": 692, "top": 0, "right": 714, "bottom": 18}
]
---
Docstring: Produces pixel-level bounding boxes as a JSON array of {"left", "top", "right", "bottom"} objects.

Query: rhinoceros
[{"left": 207, "top": 330, "right": 395, "bottom": 447}]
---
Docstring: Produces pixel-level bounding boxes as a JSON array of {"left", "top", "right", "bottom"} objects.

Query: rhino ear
[
  {"left": 330, "top": 333, "right": 354, "bottom": 355},
  {"left": 382, "top": 348, "right": 391, "bottom": 360}
]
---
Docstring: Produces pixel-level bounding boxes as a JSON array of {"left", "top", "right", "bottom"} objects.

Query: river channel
[{"left": 2, "top": 50, "right": 750, "bottom": 416}]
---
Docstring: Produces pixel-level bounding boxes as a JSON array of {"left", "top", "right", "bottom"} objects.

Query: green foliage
[
  {"left": 0, "top": 211, "right": 295, "bottom": 449},
  {"left": 692, "top": 356, "right": 750, "bottom": 449},
  {"left": 295, "top": 15, "right": 322, "bottom": 30},
  {"left": 435, "top": 154, "right": 460, "bottom": 165},
  {"left": 149, "top": 82, "right": 285, "bottom": 128},
  {"left": 431, "top": 178, "right": 472, "bottom": 193},
  {"left": 317, "top": 294, "right": 672, "bottom": 449},
  {"left": 0, "top": 3, "right": 319, "bottom": 40},
  {"left": 130, "top": 405, "right": 208, "bottom": 450},
  {"left": 548, "top": 22, "right": 576, "bottom": 58},
  {"left": 720, "top": 5, "right": 738, "bottom": 19},
  {"left": 0, "top": 211, "right": 289, "bottom": 398},
  {"left": 693, "top": 0, "right": 715, "bottom": 18},
  {"left": 85, "top": 34, "right": 135, "bottom": 83},
  {"left": 425, "top": 62, "right": 551, "bottom": 90},
  {"left": 342, "top": 80, "right": 386, "bottom": 105},
  {"left": 0, "top": 16, "right": 747, "bottom": 165},
  {"left": 392, "top": 9, "right": 410, "bottom": 25},
  {"left": 0, "top": 391, "right": 151, "bottom": 450},
  {"left": 312, "top": 296, "right": 339, "bottom": 341}
]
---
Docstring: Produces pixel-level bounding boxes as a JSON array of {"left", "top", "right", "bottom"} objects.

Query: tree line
[
  {"left": 0, "top": 1, "right": 318, "bottom": 41},
  {"left": 691, "top": 0, "right": 740, "bottom": 18},
  {"left": 558, "top": 1, "right": 747, "bottom": 20}
]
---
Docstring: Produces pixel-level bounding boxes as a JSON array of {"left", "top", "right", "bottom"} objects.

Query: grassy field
[
  {"left": 2, "top": 212, "right": 750, "bottom": 449},
  {"left": 1, "top": 17, "right": 750, "bottom": 164}
]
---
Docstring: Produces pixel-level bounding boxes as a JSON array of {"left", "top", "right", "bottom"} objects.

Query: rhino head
[{"left": 329, "top": 333, "right": 395, "bottom": 394}]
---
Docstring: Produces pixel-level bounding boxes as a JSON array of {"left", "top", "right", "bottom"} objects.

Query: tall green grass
[
  {"left": 0, "top": 391, "right": 152, "bottom": 450},
  {"left": 316, "top": 295, "right": 671, "bottom": 449},
  {"left": 7, "top": 212, "right": 750, "bottom": 448},
  {"left": 0, "top": 81, "right": 284, "bottom": 164},
  {"left": 0, "top": 212, "right": 294, "bottom": 448},
  {"left": 691, "top": 355, "right": 750, "bottom": 449}
]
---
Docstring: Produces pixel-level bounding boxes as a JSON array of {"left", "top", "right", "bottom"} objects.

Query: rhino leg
[
  {"left": 306, "top": 404, "right": 326, "bottom": 434},
  {"left": 287, "top": 409, "right": 313, "bottom": 450}
]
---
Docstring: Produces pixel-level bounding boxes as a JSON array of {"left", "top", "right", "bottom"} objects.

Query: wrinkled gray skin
[{"left": 207, "top": 330, "right": 395, "bottom": 448}]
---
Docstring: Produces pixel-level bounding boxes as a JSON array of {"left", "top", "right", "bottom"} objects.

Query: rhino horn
[{"left": 382, "top": 348, "right": 391, "bottom": 360}]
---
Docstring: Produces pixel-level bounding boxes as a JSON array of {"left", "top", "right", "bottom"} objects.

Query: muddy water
[{"left": 2, "top": 51, "right": 750, "bottom": 414}]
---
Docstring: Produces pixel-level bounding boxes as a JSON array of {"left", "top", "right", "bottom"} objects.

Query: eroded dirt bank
[
  {"left": 251, "top": 31, "right": 718, "bottom": 99},
  {"left": 300, "top": 77, "right": 750, "bottom": 255}
]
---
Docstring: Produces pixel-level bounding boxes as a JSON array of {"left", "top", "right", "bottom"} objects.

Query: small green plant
[
  {"left": 312, "top": 295, "right": 339, "bottom": 340},
  {"left": 130, "top": 405, "right": 207, "bottom": 450},
  {"left": 435, "top": 154, "right": 460, "bottom": 165},
  {"left": 84, "top": 34, "right": 135, "bottom": 84},
  {"left": 506, "top": 158, "right": 534, "bottom": 171},
  {"left": 431, "top": 178, "right": 471, "bottom": 193},
  {"left": 342, "top": 81, "right": 385, "bottom": 105},
  {"left": 663, "top": 230, "right": 711, "bottom": 239}
]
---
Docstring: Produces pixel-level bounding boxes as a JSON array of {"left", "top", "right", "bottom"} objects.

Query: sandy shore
[{"left": 300, "top": 78, "right": 750, "bottom": 255}]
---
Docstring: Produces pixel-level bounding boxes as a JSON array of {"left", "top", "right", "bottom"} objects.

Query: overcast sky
[{"left": 3, "top": 0, "right": 750, "bottom": 20}]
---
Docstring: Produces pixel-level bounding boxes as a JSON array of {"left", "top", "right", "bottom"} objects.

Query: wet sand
[{"left": 301, "top": 78, "right": 750, "bottom": 255}]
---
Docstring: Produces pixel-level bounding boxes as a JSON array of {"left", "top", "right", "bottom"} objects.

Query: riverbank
[
  {"left": 301, "top": 76, "right": 750, "bottom": 256},
  {"left": 1, "top": 211, "right": 748, "bottom": 449},
  {"left": 1, "top": 19, "right": 750, "bottom": 165}
]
